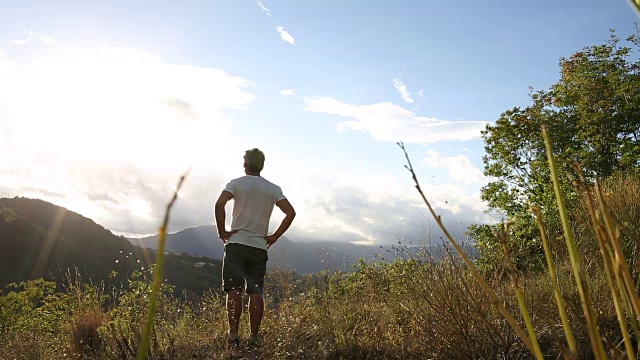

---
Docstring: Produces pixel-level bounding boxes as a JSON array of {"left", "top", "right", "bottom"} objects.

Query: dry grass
[
  {"left": 0, "top": 249, "right": 636, "bottom": 359},
  {"left": 69, "top": 308, "right": 106, "bottom": 358}
]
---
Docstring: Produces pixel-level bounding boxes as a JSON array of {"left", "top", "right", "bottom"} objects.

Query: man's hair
[{"left": 244, "top": 148, "right": 265, "bottom": 172}]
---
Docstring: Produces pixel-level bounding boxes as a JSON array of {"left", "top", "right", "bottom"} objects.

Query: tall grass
[
  {"left": 1, "top": 245, "right": 639, "bottom": 358},
  {"left": 542, "top": 126, "right": 606, "bottom": 359},
  {"left": 395, "top": 126, "right": 640, "bottom": 359},
  {"left": 397, "top": 142, "right": 538, "bottom": 356}
]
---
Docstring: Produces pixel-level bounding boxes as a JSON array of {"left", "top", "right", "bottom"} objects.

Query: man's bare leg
[
  {"left": 248, "top": 293, "right": 264, "bottom": 336},
  {"left": 226, "top": 289, "right": 242, "bottom": 338}
]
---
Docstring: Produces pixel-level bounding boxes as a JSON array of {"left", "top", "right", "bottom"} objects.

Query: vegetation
[
  {"left": 468, "top": 30, "right": 640, "bottom": 271},
  {"left": 0, "top": 197, "right": 222, "bottom": 295}
]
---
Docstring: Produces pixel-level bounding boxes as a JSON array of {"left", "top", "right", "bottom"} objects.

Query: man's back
[
  {"left": 224, "top": 175, "right": 285, "bottom": 250},
  {"left": 215, "top": 148, "right": 296, "bottom": 345}
]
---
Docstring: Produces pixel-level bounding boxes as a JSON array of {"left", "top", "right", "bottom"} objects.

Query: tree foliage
[{"left": 470, "top": 30, "right": 640, "bottom": 269}]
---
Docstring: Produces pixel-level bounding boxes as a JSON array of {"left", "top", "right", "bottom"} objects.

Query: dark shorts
[{"left": 222, "top": 243, "right": 268, "bottom": 295}]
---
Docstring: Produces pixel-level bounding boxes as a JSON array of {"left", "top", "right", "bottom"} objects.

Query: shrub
[{"left": 69, "top": 308, "right": 106, "bottom": 358}]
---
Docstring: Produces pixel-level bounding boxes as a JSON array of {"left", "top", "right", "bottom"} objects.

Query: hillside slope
[{"left": 0, "top": 197, "right": 222, "bottom": 294}]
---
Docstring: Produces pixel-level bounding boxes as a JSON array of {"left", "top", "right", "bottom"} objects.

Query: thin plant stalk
[
  {"left": 617, "top": 274, "right": 640, "bottom": 356},
  {"left": 594, "top": 181, "right": 640, "bottom": 324},
  {"left": 581, "top": 181, "right": 636, "bottom": 360},
  {"left": 542, "top": 125, "right": 606, "bottom": 360},
  {"left": 496, "top": 223, "right": 544, "bottom": 360},
  {"left": 397, "top": 142, "right": 536, "bottom": 355},
  {"left": 576, "top": 164, "right": 640, "bottom": 355},
  {"left": 531, "top": 206, "right": 577, "bottom": 357},
  {"left": 615, "top": 264, "right": 640, "bottom": 355},
  {"left": 595, "top": 180, "right": 640, "bottom": 357},
  {"left": 137, "top": 173, "right": 187, "bottom": 360},
  {"left": 626, "top": 0, "right": 640, "bottom": 18}
]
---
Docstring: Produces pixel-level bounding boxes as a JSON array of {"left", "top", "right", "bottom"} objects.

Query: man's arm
[
  {"left": 265, "top": 199, "right": 296, "bottom": 248},
  {"left": 215, "top": 191, "right": 237, "bottom": 242}
]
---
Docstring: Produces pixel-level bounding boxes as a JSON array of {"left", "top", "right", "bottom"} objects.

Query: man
[{"left": 214, "top": 148, "right": 296, "bottom": 348}]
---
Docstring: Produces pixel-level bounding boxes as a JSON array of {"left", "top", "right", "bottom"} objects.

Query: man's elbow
[{"left": 287, "top": 209, "right": 297, "bottom": 219}]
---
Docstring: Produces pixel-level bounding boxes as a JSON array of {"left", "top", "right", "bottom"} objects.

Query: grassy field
[{"left": 0, "top": 247, "right": 634, "bottom": 359}]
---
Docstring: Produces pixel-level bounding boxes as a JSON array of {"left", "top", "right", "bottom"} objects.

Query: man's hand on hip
[
  {"left": 265, "top": 234, "right": 279, "bottom": 249},
  {"left": 219, "top": 230, "right": 238, "bottom": 243}
]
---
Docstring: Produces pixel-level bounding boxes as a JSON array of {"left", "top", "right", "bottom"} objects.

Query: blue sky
[{"left": 0, "top": 1, "right": 637, "bottom": 245}]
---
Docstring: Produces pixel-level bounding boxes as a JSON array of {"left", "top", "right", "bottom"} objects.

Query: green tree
[{"left": 470, "top": 31, "right": 640, "bottom": 270}]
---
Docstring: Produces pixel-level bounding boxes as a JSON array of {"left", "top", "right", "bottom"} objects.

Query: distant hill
[
  {"left": 129, "top": 225, "right": 451, "bottom": 274},
  {"left": 0, "top": 197, "right": 222, "bottom": 294}
]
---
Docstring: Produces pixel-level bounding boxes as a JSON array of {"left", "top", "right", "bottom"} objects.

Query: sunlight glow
[{"left": 3, "top": 46, "right": 253, "bottom": 169}]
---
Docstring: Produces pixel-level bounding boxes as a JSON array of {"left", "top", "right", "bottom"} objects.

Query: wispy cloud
[
  {"left": 38, "top": 35, "right": 56, "bottom": 45},
  {"left": 7, "top": 30, "right": 55, "bottom": 46},
  {"left": 256, "top": 0, "right": 272, "bottom": 16},
  {"left": 276, "top": 25, "right": 296, "bottom": 45},
  {"left": 8, "top": 30, "right": 34, "bottom": 45},
  {"left": 280, "top": 89, "right": 295, "bottom": 96},
  {"left": 417, "top": 89, "right": 424, "bottom": 98},
  {"left": 304, "top": 97, "right": 487, "bottom": 143},
  {"left": 421, "top": 150, "right": 486, "bottom": 185},
  {"left": 0, "top": 45, "right": 13, "bottom": 76},
  {"left": 393, "top": 78, "right": 414, "bottom": 104},
  {"left": 255, "top": 2, "right": 298, "bottom": 46}
]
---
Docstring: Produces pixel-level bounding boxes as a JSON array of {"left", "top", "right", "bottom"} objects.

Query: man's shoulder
[
  {"left": 260, "top": 177, "right": 282, "bottom": 190},
  {"left": 229, "top": 175, "right": 252, "bottom": 184},
  {"left": 233, "top": 176, "right": 281, "bottom": 189}
]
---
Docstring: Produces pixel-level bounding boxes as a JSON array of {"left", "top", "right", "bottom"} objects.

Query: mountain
[
  {"left": 0, "top": 197, "right": 222, "bottom": 294},
  {"left": 131, "top": 225, "right": 227, "bottom": 259},
  {"left": 129, "top": 225, "right": 446, "bottom": 274}
]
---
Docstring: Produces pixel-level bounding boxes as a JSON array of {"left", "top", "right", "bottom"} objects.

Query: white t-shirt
[{"left": 223, "top": 175, "right": 286, "bottom": 250}]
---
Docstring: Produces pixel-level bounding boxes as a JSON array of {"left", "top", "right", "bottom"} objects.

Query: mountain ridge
[
  {"left": 0, "top": 197, "right": 222, "bottom": 294},
  {"left": 128, "top": 224, "right": 440, "bottom": 274}
]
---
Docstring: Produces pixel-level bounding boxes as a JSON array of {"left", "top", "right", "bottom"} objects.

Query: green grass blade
[
  {"left": 497, "top": 224, "right": 544, "bottom": 360},
  {"left": 542, "top": 126, "right": 606, "bottom": 360},
  {"left": 531, "top": 206, "right": 577, "bottom": 357},
  {"left": 574, "top": 173, "right": 637, "bottom": 360},
  {"left": 137, "top": 173, "right": 187, "bottom": 360}
]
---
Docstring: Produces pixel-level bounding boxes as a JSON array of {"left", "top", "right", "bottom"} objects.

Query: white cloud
[
  {"left": 278, "top": 169, "right": 491, "bottom": 245},
  {"left": 304, "top": 96, "right": 487, "bottom": 143},
  {"left": 2, "top": 46, "right": 254, "bottom": 165},
  {"left": 38, "top": 35, "right": 56, "bottom": 45},
  {"left": 7, "top": 30, "right": 56, "bottom": 46},
  {"left": 393, "top": 78, "right": 414, "bottom": 104},
  {"left": 417, "top": 89, "right": 424, "bottom": 98},
  {"left": 0, "top": 46, "right": 13, "bottom": 77},
  {"left": 8, "top": 30, "right": 34, "bottom": 45},
  {"left": 255, "top": 3, "right": 296, "bottom": 46},
  {"left": 0, "top": 44, "right": 256, "bottom": 235},
  {"left": 421, "top": 150, "right": 486, "bottom": 185},
  {"left": 256, "top": 0, "right": 272, "bottom": 16},
  {"left": 276, "top": 25, "right": 296, "bottom": 45},
  {"left": 280, "top": 88, "right": 295, "bottom": 96}
]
